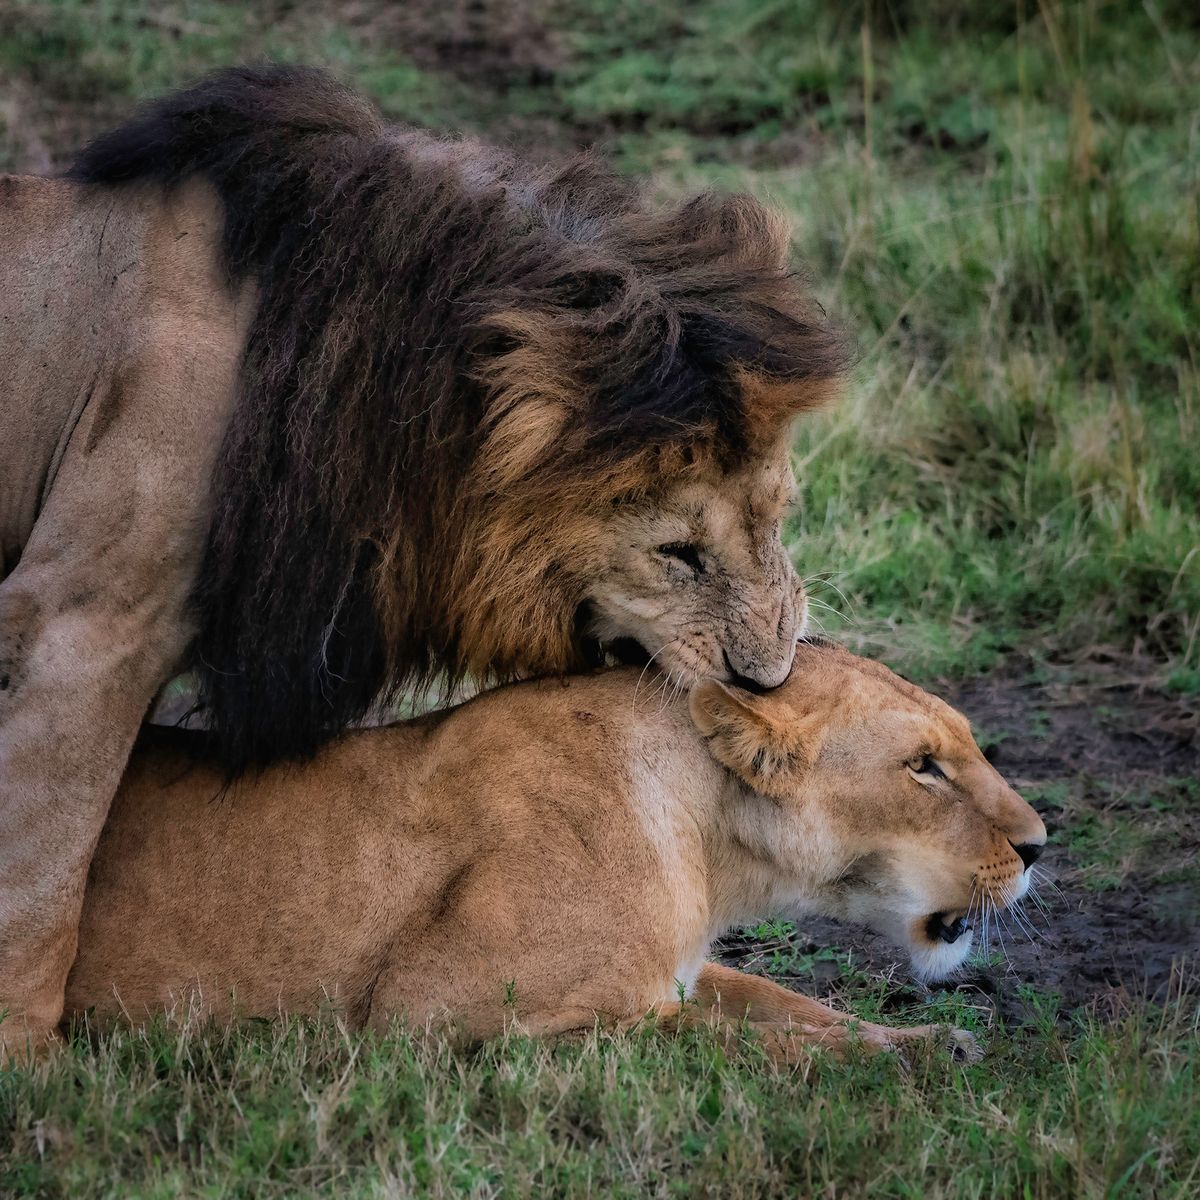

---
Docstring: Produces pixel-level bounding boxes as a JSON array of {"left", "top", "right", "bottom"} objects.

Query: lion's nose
[
  {"left": 721, "top": 649, "right": 771, "bottom": 693},
  {"left": 1009, "top": 840, "right": 1043, "bottom": 871},
  {"left": 722, "top": 646, "right": 797, "bottom": 692}
]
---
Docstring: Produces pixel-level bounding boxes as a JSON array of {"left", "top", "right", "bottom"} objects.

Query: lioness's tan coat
[{"left": 67, "top": 646, "right": 1045, "bottom": 1059}]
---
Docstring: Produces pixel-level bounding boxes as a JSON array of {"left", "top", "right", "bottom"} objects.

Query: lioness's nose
[{"left": 1009, "top": 840, "right": 1043, "bottom": 871}]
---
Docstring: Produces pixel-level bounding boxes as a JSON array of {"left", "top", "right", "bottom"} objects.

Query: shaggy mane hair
[{"left": 69, "top": 66, "right": 849, "bottom": 772}]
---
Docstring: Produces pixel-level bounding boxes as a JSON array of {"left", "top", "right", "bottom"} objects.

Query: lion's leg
[
  {"left": 692, "top": 963, "right": 980, "bottom": 1060},
  {"left": 0, "top": 568, "right": 193, "bottom": 1059},
  {"left": 0, "top": 210, "right": 249, "bottom": 1062}
]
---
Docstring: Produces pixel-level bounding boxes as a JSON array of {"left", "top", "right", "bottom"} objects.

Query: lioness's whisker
[
  {"left": 988, "top": 896, "right": 1010, "bottom": 969},
  {"left": 1025, "top": 883, "right": 1054, "bottom": 925},
  {"left": 973, "top": 884, "right": 991, "bottom": 962},
  {"left": 992, "top": 900, "right": 1014, "bottom": 969},
  {"left": 1008, "top": 900, "right": 1040, "bottom": 943},
  {"left": 1031, "top": 867, "right": 1068, "bottom": 908}
]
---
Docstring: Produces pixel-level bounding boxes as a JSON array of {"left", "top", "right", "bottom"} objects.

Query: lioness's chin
[
  {"left": 908, "top": 932, "right": 973, "bottom": 983},
  {"left": 905, "top": 914, "right": 975, "bottom": 983}
]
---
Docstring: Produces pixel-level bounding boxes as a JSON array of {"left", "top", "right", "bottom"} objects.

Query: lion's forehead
[{"left": 669, "top": 465, "right": 795, "bottom": 538}]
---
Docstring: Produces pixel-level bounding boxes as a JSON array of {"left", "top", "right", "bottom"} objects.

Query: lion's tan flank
[{"left": 66, "top": 644, "right": 1046, "bottom": 1063}]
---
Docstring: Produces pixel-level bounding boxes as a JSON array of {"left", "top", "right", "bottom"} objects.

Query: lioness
[
  {"left": 0, "top": 66, "right": 846, "bottom": 1055},
  {"left": 65, "top": 642, "right": 1046, "bottom": 1060}
]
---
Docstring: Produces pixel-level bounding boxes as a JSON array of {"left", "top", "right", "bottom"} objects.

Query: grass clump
[{"left": 2, "top": 996, "right": 1198, "bottom": 1199}]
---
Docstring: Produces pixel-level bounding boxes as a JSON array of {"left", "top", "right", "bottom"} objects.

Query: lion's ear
[{"left": 688, "top": 680, "right": 817, "bottom": 798}]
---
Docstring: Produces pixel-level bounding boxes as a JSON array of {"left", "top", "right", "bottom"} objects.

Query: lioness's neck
[{"left": 697, "top": 778, "right": 846, "bottom": 941}]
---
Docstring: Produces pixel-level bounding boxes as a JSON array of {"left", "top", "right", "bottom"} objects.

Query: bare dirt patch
[{"left": 719, "top": 668, "right": 1200, "bottom": 1022}]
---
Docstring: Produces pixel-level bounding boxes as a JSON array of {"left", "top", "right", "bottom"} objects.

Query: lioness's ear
[{"left": 689, "top": 680, "right": 816, "bottom": 798}]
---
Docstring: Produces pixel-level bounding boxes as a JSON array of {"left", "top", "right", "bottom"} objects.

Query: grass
[
  {"left": 1031, "top": 776, "right": 1200, "bottom": 899},
  {"left": 1, "top": 1, "right": 1197, "bottom": 1195},
  {"left": 3, "top": 994, "right": 1198, "bottom": 1199}
]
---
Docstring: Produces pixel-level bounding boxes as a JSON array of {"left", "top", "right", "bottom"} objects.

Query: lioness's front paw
[
  {"left": 891, "top": 1022, "right": 983, "bottom": 1065},
  {"left": 943, "top": 1026, "right": 982, "bottom": 1063}
]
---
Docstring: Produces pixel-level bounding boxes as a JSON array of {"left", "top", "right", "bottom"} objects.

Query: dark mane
[{"left": 69, "top": 66, "right": 848, "bottom": 773}]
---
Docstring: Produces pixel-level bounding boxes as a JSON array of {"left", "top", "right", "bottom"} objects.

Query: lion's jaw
[
  {"left": 689, "top": 641, "right": 1048, "bottom": 984},
  {"left": 581, "top": 452, "right": 806, "bottom": 689}
]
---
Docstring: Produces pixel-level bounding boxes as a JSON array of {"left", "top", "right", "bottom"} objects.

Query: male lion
[
  {"left": 0, "top": 67, "right": 847, "bottom": 1056},
  {"left": 65, "top": 641, "right": 1046, "bottom": 1061}
]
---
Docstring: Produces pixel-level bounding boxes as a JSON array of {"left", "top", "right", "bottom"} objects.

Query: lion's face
[
  {"left": 580, "top": 448, "right": 806, "bottom": 689},
  {"left": 689, "top": 643, "right": 1047, "bottom": 982}
]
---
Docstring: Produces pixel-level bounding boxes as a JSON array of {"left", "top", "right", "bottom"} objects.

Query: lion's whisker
[
  {"left": 653, "top": 673, "right": 676, "bottom": 714},
  {"left": 631, "top": 640, "right": 678, "bottom": 715},
  {"left": 805, "top": 598, "right": 841, "bottom": 616},
  {"left": 803, "top": 601, "right": 842, "bottom": 629},
  {"left": 802, "top": 574, "right": 857, "bottom": 616}
]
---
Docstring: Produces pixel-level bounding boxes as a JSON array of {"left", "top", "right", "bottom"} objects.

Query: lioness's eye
[
  {"left": 907, "top": 754, "right": 945, "bottom": 779},
  {"left": 657, "top": 543, "right": 705, "bottom": 574}
]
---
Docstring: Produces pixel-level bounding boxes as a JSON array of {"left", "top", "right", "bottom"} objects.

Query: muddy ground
[{"left": 719, "top": 667, "right": 1200, "bottom": 1024}]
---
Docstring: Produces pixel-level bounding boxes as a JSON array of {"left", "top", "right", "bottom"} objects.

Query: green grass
[
  {"left": 557, "top": 0, "right": 1200, "bottom": 681},
  {"left": 3, "top": 997, "right": 1198, "bottom": 1200},
  {"left": 1, "top": 1, "right": 1197, "bottom": 1194}
]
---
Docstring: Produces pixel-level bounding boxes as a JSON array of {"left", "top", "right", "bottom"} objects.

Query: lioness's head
[{"left": 690, "top": 640, "right": 1047, "bottom": 981}]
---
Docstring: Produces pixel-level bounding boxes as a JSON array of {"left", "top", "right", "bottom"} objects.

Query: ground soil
[{"left": 719, "top": 667, "right": 1200, "bottom": 1024}]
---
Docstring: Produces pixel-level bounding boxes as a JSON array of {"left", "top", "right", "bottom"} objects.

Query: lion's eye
[
  {"left": 657, "top": 543, "right": 705, "bottom": 574},
  {"left": 907, "top": 754, "right": 945, "bottom": 779}
]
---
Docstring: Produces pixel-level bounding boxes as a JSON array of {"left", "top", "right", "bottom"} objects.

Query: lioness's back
[{"left": 67, "top": 721, "right": 436, "bottom": 1019}]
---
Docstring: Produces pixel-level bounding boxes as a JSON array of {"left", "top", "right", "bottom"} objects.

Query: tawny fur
[
  {"left": 0, "top": 176, "right": 252, "bottom": 1057},
  {"left": 66, "top": 643, "right": 1045, "bottom": 1063}
]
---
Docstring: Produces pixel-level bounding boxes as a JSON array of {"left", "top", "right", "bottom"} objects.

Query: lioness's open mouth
[{"left": 925, "top": 911, "right": 973, "bottom": 945}]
